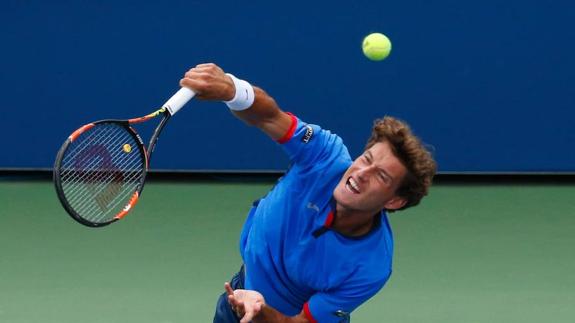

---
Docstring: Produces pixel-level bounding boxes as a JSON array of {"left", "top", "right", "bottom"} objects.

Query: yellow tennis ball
[
  {"left": 362, "top": 33, "right": 392, "bottom": 61},
  {"left": 123, "top": 144, "right": 132, "bottom": 153}
]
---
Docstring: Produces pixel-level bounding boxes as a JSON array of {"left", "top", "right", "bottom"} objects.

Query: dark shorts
[{"left": 213, "top": 266, "right": 245, "bottom": 323}]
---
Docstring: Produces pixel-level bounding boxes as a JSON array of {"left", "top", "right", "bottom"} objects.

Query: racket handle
[{"left": 163, "top": 87, "right": 196, "bottom": 115}]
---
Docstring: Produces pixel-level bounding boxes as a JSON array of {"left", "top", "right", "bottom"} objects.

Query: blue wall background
[{"left": 1, "top": 0, "right": 574, "bottom": 172}]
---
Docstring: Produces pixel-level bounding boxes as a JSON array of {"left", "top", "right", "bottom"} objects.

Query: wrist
[
  {"left": 252, "top": 303, "right": 267, "bottom": 323},
  {"left": 225, "top": 73, "right": 255, "bottom": 111}
]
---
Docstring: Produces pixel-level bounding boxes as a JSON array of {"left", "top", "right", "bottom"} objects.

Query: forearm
[
  {"left": 253, "top": 304, "right": 309, "bottom": 323},
  {"left": 231, "top": 86, "right": 293, "bottom": 141}
]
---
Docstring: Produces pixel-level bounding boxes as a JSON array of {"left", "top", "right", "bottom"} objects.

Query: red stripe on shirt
[
  {"left": 303, "top": 302, "right": 318, "bottom": 323},
  {"left": 277, "top": 112, "right": 297, "bottom": 144},
  {"left": 324, "top": 211, "right": 334, "bottom": 227}
]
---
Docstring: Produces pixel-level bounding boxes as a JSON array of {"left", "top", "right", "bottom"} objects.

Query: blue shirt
[{"left": 239, "top": 115, "right": 394, "bottom": 323}]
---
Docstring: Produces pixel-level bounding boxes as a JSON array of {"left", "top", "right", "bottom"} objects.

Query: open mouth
[{"left": 345, "top": 177, "right": 360, "bottom": 194}]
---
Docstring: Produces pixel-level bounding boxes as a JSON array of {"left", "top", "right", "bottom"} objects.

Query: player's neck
[{"left": 332, "top": 206, "right": 379, "bottom": 237}]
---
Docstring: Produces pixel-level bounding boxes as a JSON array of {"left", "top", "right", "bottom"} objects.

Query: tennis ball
[
  {"left": 362, "top": 33, "right": 392, "bottom": 61},
  {"left": 123, "top": 144, "right": 132, "bottom": 153}
]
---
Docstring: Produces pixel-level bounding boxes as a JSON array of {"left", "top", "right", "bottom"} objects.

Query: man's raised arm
[{"left": 180, "top": 63, "right": 293, "bottom": 141}]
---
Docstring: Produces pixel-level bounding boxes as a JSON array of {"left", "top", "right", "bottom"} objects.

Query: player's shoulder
[
  {"left": 287, "top": 116, "right": 345, "bottom": 149},
  {"left": 282, "top": 118, "right": 351, "bottom": 180}
]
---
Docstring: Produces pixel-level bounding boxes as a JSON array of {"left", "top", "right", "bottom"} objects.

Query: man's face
[{"left": 333, "top": 141, "right": 408, "bottom": 215}]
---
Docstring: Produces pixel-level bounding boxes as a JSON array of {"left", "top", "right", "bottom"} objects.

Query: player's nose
[{"left": 356, "top": 165, "right": 374, "bottom": 182}]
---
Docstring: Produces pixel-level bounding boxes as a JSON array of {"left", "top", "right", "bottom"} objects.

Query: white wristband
[{"left": 225, "top": 73, "right": 255, "bottom": 111}]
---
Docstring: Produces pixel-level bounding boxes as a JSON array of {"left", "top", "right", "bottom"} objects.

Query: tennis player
[{"left": 180, "top": 63, "right": 436, "bottom": 323}]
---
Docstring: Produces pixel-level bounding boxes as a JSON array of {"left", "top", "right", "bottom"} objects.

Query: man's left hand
[{"left": 225, "top": 282, "right": 266, "bottom": 323}]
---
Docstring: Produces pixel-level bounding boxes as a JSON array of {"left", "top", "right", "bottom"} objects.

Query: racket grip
[{"left": 163, "top": 87, "right": 196, "bottom": 115}]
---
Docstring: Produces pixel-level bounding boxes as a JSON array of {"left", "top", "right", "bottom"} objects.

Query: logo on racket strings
[{"left": 74, "top": 145, "right": 124, "bottom": 212}]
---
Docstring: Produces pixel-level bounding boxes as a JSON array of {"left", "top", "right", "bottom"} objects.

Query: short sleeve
[
  {"left": 303, "top": 271, "right": 390, "bottom": 323},
  {"left": 279, "top": 114, "right": 348, "bottom": 168}
]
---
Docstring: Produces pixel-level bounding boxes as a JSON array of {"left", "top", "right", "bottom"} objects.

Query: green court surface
[{"left": 0, "top": 180, "right": 574, "bottom": 323}]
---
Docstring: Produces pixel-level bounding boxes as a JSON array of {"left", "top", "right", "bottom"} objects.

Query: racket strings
[
  {"left": 62, "top": 127, "right": 141, "bottom": 212},
  {"left": 68, "top": 161, "right": 142, "bottom": 221},
  {"left": 58, "top": 123, "right": 145, "bottom": 223},
  {"left": 62, "top": 140, "right": 138, "bottom": 198},
  {"left": 60, "top": 136, "right": 126, "bottom": 190},
  {"left": 61, "top": 128, "right": 133, "bottom": 193},
  {"left": 62, "top": 137, "right": 141, "bottom": 221},
  {"left": 61, "top": 126, "right": 132, "bottom": 178},
  {"left": 63, "top": 155, "right": 139, "bottom": 207},
  {"left": 64, "top": 158, "right": 141, "bottom": 221},
  {"left": 62, "top": 158, "right": 137, "bottom": 218}
]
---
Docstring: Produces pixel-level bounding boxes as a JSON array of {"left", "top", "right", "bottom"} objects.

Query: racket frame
[
  {"left": 54, "top": 87, "right": 194, "bottom": 227},
  {"left": 53, "top": 109, "right": 170, "bottom": 228}
]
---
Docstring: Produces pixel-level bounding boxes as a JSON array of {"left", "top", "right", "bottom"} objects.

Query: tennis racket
[{"left": 53, "top": 87, "right": 195, "bottom": 227}]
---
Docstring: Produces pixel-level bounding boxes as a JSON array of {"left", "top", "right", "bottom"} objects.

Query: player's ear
[{"left": 384, "top": 196, "right": 407, "bottom": 210}]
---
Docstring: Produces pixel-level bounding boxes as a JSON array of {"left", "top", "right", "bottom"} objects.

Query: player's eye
[
  {"left": 379, "top": 172, "right": 388, "bottom": 182},
  {"left": 378, "top": 171, "right": 391, "bottom": 184}
]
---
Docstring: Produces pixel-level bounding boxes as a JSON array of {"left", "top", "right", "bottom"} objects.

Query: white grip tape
[{"left": 163, "top": 87, "right": 196, "bottom": 115}]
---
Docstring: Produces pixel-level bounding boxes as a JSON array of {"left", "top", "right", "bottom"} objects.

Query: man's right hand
[{"left": 180, "top": 63, "right": 235, "bottom": 101}]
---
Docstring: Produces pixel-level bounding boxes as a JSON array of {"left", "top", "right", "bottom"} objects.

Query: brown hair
[{"left": 365, "top": 116, "right": 436, "bottom": 211}]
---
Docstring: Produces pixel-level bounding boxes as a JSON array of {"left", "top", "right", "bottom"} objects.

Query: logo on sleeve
[
  {"left": 302, "top": 125, "right": 314, "bottom": 143},
  {"left": 306, "top": 202, "right": 320, "bottom": 212}
]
